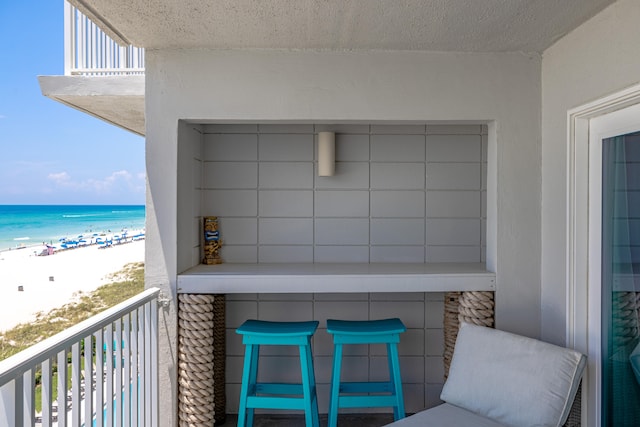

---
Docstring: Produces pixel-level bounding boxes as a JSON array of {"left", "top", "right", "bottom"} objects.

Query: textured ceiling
[{"left": 71, "top": 0, "right": 615, "bottom": 53}]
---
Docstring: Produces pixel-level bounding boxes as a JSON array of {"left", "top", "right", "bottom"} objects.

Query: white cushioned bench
[{"left": 386, "top": 323, "right": 586, "bottom": 427}]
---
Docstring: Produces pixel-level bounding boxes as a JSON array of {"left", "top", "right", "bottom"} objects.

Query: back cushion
[{"left": 440, "top": 323, "right": 586, "bottom": 427}]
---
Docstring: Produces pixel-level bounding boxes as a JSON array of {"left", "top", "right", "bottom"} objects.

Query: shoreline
[
  {"left": 0, "top": 239, "right": 145, "bottom": 332},
  {"left": 0, "top": 228, "right": 145, "bottom": 254}
]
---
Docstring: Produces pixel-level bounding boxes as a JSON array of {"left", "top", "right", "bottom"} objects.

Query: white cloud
[
  {"left": 47, "top": 170, "right": 145, "bottom": 194},
  {"left": 48, "top": 171, "right": 72, "bottom": 183}
]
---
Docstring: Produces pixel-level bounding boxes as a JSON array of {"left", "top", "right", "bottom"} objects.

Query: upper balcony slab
[{"left": 38, "top": 75, "right": 145, "bottom": 136}]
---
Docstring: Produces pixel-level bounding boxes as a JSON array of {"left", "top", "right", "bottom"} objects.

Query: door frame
[{"left": 567, "top": 83, "right": 640, "bottom": 427}]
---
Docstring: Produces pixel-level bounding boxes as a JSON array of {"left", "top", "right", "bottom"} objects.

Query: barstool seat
[
  {"left": 327, "top": 318, "right": 406, "bottom": 427},
  {"left": 236, "top": 320, "right": 320, "bottom": 427}
]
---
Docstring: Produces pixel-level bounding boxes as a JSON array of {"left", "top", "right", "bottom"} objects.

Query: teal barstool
[
  {"left": 236, "top": 319, "right": 320, "bottom": 427},
  {"left": 327, "top": 318, "right": 406, "bottom": 426}
]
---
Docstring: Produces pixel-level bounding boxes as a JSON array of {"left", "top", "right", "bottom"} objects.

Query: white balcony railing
[
  {"left": 0, "top": 287, "right": 160, "bottom": 426},
  {"left": 64, "top": 2, "right": 145, "bottom": 76}
]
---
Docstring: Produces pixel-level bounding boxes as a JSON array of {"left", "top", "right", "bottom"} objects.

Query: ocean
[{"left": 0, "top": 205, "right": 145, "bottom": 251}]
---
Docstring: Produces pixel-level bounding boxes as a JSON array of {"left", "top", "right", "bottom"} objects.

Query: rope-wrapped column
[
  {"left": 443, "top": 291, "right": 495, "bottom": 380},
  {"left": 212, "top": 295, "right": 226, "bottom": 424},
  {"left": 612, "top": 291, "right": 639, "bottom": 347},
  {"left": 443, "top": 292, "right": 461, "bottom": 379},
  {"left": 178, "top": 294, "right": 215, "bottom": 426},
  {"left": 458, "top": 291, "right": 495, "bottom": 327}
]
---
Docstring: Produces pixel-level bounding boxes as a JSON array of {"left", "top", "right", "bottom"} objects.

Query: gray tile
[
  {"left": 426, "top": 163, "right": 481, "bottom": 190},
  {"left": 258, "top": 246, "right": 314, "bottom": 263},
  {"left": 370, "top": 218, "right": 425, "bottom": 245},
  {"left": 202, "top": 189, "right": 257, "bottom": 216},
  {"left": 426, "top": 124, "right": 482, "bottom": 135},
  {"left": 426, "top": 218, "right": 481, "bottom": 245},
  {"left": 259, "top": 133, "right": 313, "bottom": 161},
  {"left": 371, "top": 124, "right": 426, "bottom": 135},
  {"left": 316, "top": 162, "right": 369, "bottom": 189},
  {"left": 371, "top": 163, "right": 425, "bottom": 190},
  {"left": 259, "top": 162, "right": 314, "bottom": 189},
  {"left": 425, "top": 329, "right": 444, "bottom": 357},
  {"left": 220, "top": 245, "right": 258, "bottom": 263},
  {"left": 482, "top": 133, "right": 488, "bottom": 162},
  {"left": 371, "top": 355, "right": 424, "bottom": 383},
  {"left": 313, "top": 293, "right": 369, "bottom": 301},
  {"left": 314, "top": 301, "right": 369, "bottom": 322},
  {"left": 370, "top": 246, "right": 425, "bottom": 263},
  {"left": 370, "top": 300, "right": 425, "bottom": 328},
  {"left": 258, "top": 124, "right": 314, "bottom": 134},
  {"left": 371, "top": 191, "right": 425, "bottom": 218},
  {"left": 425, "top": 301, "right": 445, "bottom": 327},
  {"left": 203, "top": 124, "right": 258, "bottom": 134},
  {"left": 259, "top": 301, "right": 314, "bottom": 322},
  {"left": 334, "top": 134, "right": 370, "bottom": 161},
  {"left": 226, "top": 301, "right": 258, "bottom": 327},
  {"left": 259, "top": 190, "right": 313, "bottom": 217},
  {"left": 314, "top": 246, "right": 370, "bottom": 263},
  {"left": 315, "top": 218, "right": 369, "bottom": 245},
  {"left": 425, "top": 356, "right": 445, "bottom": 384},
  {"left": 370, "top": 293, "right": 425, "bottom": 301},
  {"left": 203, "top": 133, "right": 258, "bottom": 161},
  {"left": 259, "top": 218, "right": 313, "bottom": 244},
  {"left": 315, "top": 124, "right": 370, "bottom": 134},
  {"left": 218, "top": 218, "right": 258, "bottom": 244},
  {"left": 202, "top": 162, "right": 257, "bottom": 189},
  {"left": 426, "top": 135, "right": 482, "bottom": 162},
  {"left": 371, "top": 329, "right": 424, "bottom": 356},
  {"left": 426, "top": 245, "right": 481, "bottom": 263},
  {"left": 315, "top": 191, "right": 370, "bottom": 217},
  {"left": 425, "top": 191, "right": 480, "bottom": 218},
  {"left": 371, "top": 135, "right": 425, "bottom": 161},
  {"left": 258, "top": 293, "right": 313, "bottom": 301}
]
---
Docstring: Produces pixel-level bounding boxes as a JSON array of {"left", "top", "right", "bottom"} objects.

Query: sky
[{"left": 0, "top": 2, "right": 145, "bottom": 205}]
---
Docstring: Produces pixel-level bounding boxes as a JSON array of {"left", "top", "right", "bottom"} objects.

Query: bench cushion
[
  {"left": 440, "top": 323, "right": 586, "bottom": 427},
  {"left": 384, "top": 403, "right": 506, "bottom": 427}
]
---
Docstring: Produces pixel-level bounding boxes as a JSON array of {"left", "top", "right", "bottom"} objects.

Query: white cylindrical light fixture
[{"left": 318, "top": 131, "right": 335, "bottom": 176}]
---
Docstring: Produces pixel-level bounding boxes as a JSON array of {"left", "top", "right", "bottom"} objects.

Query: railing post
[
  {"left": 64, "top": 1, "right": 74, "bottom": 75},
  {"left": 152, "top": 299, "right": 159, "bottom": 426},
  {"left": 0, "top": 380, "right": 16, "bottom": 426},
  {"left": 64, "top": 1, "right": 144, "bottom": 76},
  {"left": 0, "top": 288, "right": 159, "bottom": 425}
]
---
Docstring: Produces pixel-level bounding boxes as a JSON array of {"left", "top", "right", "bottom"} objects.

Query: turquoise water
[{"left": 0, "top": 205, "right": 145, "bottom": 251}]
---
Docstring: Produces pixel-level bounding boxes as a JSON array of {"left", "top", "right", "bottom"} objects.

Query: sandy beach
[{"left": 0, "top": 240, "right": 144, "bottom": 332}]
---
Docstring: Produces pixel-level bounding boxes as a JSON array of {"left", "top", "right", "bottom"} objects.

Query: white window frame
[{"left": 567, "top": 83, "right": 640, "bottom": 427}]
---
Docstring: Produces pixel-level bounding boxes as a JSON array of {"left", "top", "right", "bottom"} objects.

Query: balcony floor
[{"left": 221, "top": 413, "right": 396, "bottom": 426}]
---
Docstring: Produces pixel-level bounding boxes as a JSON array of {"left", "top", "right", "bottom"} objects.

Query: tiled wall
[
  {"left": 196, "top": 124, "right": 487, "bottom": 414},
  {"left": 201, "top": 124, "right": 487, "bottom": 263}
]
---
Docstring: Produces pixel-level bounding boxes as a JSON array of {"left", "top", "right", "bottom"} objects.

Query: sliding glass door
[{"left": 602, "top": 131, "right": 640, "bottom": 426}]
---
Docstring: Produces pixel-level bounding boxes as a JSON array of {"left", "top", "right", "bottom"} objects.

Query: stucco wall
[
  {"left": 144, "top": 49, "right": 541, "bottom": 425},
  {"left": 541, "top": 0, "right": 640, "bottom": 346}
]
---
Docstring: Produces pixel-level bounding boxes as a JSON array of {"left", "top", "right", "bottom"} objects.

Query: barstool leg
[
  {"left": 328, "top": 343, "right": 343, "bottom": 427},
  {"left": 387, "top": 343, "right": 405, "bottom": 420},
  {"left": 238, "top": 343, "right": 255, "bottom": 427},
  {"left": 300, "top": 342, "right": 320, "bottom": 427}
]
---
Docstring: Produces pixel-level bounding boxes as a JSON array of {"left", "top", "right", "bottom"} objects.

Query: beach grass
[
  {"left": 0, "top": 262, "right": 144, "bottom": 361},
  {"left": 1, "top": 262, "right": 144, "bottom": 413}
]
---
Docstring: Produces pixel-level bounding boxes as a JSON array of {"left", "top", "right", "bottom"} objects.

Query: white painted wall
[
  {"left": 145, "top": 49, "right": 541, "bottom": 425},
  {"left": 541, "top": 0, "right": 640, "bottom": 346}
]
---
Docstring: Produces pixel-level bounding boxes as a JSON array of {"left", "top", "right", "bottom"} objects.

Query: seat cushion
[
  {"left": 384, "top": 403, "right": 506, "bottom": 427},
  {"left": 440, "top": 323, "right": 586, "bottom": 427}
]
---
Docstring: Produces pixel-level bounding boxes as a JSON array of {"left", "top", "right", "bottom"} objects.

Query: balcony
[
  {"left": 38, "top": 2, "right": 145, "bottom": 136},
  {"left": 0, "top": 288, "right": 160, "bottom": 426}
]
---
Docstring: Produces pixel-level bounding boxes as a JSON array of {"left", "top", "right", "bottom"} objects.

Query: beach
[{"left": 0, "top": 240, "right": 144, "bottom": 332}]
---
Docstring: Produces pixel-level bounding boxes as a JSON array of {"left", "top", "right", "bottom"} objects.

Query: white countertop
[{"left": 177, "top": 263, "right": 496, "bottom": 294}]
